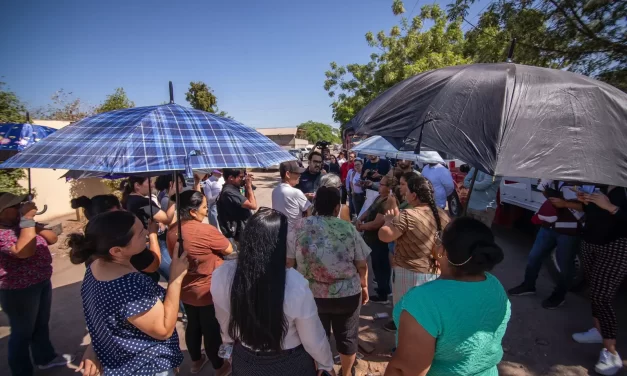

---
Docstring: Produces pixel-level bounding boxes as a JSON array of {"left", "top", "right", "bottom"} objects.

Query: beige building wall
[{"left": 17, "top": 120, "right": 111, "bottom": 222}]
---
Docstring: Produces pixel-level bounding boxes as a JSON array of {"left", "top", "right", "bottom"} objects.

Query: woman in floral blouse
[{"left": 290, "top": 186, "right": 371, "bottom": 376}]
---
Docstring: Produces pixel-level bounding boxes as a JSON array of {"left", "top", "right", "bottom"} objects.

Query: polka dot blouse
[{"left": 81, "top": 267, "right": 183, "bottom": 375}]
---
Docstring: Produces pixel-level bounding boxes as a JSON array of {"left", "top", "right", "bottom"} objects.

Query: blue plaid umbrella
[
  {"left": 0, "top": 122, "right": 57, "bottom": 161},
  {"left": 1, "top": 104, "right": 295, "bottom": 172}
]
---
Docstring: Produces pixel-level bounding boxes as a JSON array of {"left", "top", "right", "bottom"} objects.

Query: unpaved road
[{"left": 1, "top": 170, "right": 625, "bottom": 375}]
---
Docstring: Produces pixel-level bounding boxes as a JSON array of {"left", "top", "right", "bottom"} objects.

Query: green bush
[{"left": 0, "top": 169, "right": 28, "bottom": 195}]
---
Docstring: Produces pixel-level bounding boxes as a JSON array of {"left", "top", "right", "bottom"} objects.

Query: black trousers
[
  {"left": 369, "top": 240, "right": 392, "bottom": 298},
  {"left": 315, "top": 293, "right": 361, "bottom": 355},
  {"left": 183, "top": 303, "right": 224, "bottom": 369}
]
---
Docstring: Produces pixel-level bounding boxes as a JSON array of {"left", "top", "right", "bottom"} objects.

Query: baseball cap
[
  {"left": 212, "top": 170, "right": 222, "bottom": 175},
  {"left": 280, "top": 160, "right": 306, "bottom": 175},
  {"left": 0, "top": 192, "right": 28, "bottom": 213}
]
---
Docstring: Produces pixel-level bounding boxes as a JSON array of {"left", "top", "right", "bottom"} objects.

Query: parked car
[
  {"left": 288, "top": 149, "right": 303, "bottom": 161},
  {"left": 299, "top": 147, "right": 309, "bottom": 160}
]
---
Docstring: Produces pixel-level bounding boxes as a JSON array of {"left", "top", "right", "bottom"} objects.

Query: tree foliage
[
  {"left": 297, "top": 121, "right": 341, "bottom": 144},
  {"left": 0, "top": 169, "right": 28, "bottom": 195},
  {"left": 326, "top": 0, "right": 626, "bottom": 128},
  {"left": 185, "top": 81, "right": 230, "bottom": 118},
  {"left": 95, "top": 87, "right": 135, "bottom": 113},
  {"left": 33, "top": 89, "right": 94, "bottom": 122},
  {"left": 0, "top": 81, "right": 26, "bottom": 123},
  {"left": 324, "top": 3, "right": 469, "bottom": 125},
  {"left": 448, "top": 0, "right": 626, "bottom": 83}
]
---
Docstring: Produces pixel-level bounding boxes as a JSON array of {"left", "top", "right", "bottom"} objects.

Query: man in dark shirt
[
  {"left": 362, "top": 155, "right": 391, "bottom": 191},
  {"left": 216, "top": 168, "right": 257, "bottom": 243},
  {"left": 296, "top": 151, "right": 326, "bottom": 200}
]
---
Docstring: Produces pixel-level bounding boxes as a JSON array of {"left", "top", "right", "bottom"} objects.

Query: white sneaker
[
  {"left": 38, "top": 354, "right": 76, "bottom": 370},
  {"left": 572, "top": 327, "right": 603, "bottom": 344},
  {"left": 595, "top": 349, "right": 623, "bottom": 375}
]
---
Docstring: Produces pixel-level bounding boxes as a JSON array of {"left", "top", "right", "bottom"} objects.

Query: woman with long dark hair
[
  {"left": 379, "top": 175, "right": 450, "bottom": 308},
  {"left": 211, "top": 209, "right": 335, "bottom": 376},
  {"left": 385, "top": 217, "right": 510, "bottom": 376},
  {"left": 69, "top": 211, "right": 188, "bottom": 376},
  {"left": 293, "top": 186, "right": 370, "bottom": 376},
  {"left": 165, "top": 190, "right": 233, "bottom": 375},
  {"left": 356, "top": 176, "right": 398, "bottom": 303},
  {"left": 120, "top": 176, "right": 177, "bottom": 280}
]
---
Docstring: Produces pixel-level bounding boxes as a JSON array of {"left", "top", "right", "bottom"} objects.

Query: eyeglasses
[{"left": 311, "top": 160, "right": 323, "bottom": 164}]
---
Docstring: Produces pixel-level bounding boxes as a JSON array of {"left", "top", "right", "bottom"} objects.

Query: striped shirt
[{"left": 392, "top": 206, "right": 450, "bottom": 273}]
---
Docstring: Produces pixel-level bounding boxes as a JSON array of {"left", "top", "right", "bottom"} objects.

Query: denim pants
[
  {"left": 0, "top": 280, "right": 57, "bottom": 376},
  {"left": 158, "top": 238, "right": 172, "bottom": 281},
  {"left": 369, "top": 241, "right": 391, "bottom": 299},
  {"left": 208, "top": 202, "right": 220, "bottom": 229},
  {"left": 523, "top": 227, "right": 580, "bottom": 299}
]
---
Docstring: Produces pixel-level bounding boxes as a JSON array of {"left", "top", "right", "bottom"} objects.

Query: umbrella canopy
[
  {"left": 2, "top": 104, "right": 295, "bottom": 173},
  {"left": 352, "top": 136, "right": 444, "bottom": 164},
  {"left": 345, "top": 63, "right": 627, "bottom": 186},
  {"left": 0, "top": 123, "right": 57, "bottom": 161}
]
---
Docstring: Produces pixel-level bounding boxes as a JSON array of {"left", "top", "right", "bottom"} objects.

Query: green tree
[
  {"left": 95, "top": 87, "right": 135, "bottom": 113},
  {"left": 324, "top": 2, "right": 470, "bottom": 126},
  {"left": 34, "top": 89, "right": 94, "bottom": 122},
  {"left": 185, "top": 81, "right": 230, "bottom": 117},
  {"left": 297, "top": 121, "right": 341, "bottom": 144},
  {"left": 0, "top": 81, "right": 26, "bottom": 123},
  {"left": 448, "top": 0, "right": 627, "bottom": 89}
]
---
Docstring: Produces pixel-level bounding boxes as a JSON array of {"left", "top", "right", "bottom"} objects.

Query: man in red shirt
[{"left": 340, "top": 151, "right": 356, "bottom": 204}]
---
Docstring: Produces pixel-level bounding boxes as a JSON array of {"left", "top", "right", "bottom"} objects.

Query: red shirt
[
  {"left": 0, "top": 228, "right": 53, "bottom": 290},
  {"left": 340, "top": 161, "right": 355, "bottom": 183},
  {"left": 167, "top": 221, "right": 230, "bottom": 306}
]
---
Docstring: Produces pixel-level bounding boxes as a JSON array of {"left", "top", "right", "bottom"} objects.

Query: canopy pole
[
  {"left": 169, "top": 82, "right": 174, "bottom": 104},
  {"left": 27, "top": 168, "right": 32, "bottom": 197},
  {"left": 413, "top": 125, "right": 425, "bottom": 155},
  {"left": 174, "top": 171, "right": 184, "bottom": 256},
  {"left": 463, "top": 170, "right": 478, "bottom": 216}
]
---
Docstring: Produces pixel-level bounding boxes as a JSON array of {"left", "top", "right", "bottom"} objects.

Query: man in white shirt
[
  {"left": 201, "top": 170, "right": 225, "bottom": 229},
  {"left": 272, "top": 161, "right": 312, "bottom": 227},
  {"left": 422, "top": 163, "right": 455, "bottom": 209}
]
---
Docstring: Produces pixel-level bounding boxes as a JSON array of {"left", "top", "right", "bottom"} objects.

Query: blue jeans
[
  {"left": 208, "top": 202, "right": 219, "bottom": 229},
  {"left": 158, "top": 238, "right": 172, "bottom": 281},
  {"left": 523, "top": 227, "right": 580, "bottom": 299},
  {"left": 0, "top": 280, "right": 57, "bottom": 376}
]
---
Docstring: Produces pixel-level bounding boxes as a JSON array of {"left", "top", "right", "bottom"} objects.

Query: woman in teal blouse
[{"left": 385, "top": 217, "right": 511, "bottom": 376}]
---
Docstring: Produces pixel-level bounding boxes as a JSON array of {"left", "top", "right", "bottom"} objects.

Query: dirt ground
[{"left": 1, "top": 170, "right": 625, "bottom": 375}]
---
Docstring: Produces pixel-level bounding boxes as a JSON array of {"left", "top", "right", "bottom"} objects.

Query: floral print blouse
[{"left": 294, "top": 216, "right": 371, "bottom": 299}]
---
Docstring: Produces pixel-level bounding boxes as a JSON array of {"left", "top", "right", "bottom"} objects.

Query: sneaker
[
  {"left": 370, "top": 295, "right": 389, "bottom": 304},
  {"left": 38, "top": 354, "right": 76, "bottom": 370},
  {"left": 542, "top": 293, "right": 565, "bottom": 310},
  {"left": 383, "top": 320, "right": 397, "bottom": 332},
  {"left": 572, "top": 327, "right": 603, "bottom": 344},
  {"left": 507, "top": 284, "right": 536, "bottom": 296},
  {"left": 594, "top": 349, "right": 623, "bottom": 375}
]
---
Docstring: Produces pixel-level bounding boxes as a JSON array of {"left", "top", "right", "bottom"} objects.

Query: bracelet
[
  {"left": 19, "top": 218, "right": 36, "bottom": 229},
  {"left": 611, "top": 206, "right": 620, "bottom": 215}
]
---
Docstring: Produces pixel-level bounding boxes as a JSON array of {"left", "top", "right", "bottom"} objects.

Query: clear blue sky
[{"left": 1, "top": 0, "right": 487, "bottom": 128}]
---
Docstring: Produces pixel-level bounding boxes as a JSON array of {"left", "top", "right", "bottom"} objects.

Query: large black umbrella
[{"left": 345, "top": 63, "right": 627, "bottom": 187}]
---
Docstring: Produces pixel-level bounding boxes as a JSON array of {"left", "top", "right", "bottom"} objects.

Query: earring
[{"left": 436, "top": 253, "right": 443, "bottom": 259}]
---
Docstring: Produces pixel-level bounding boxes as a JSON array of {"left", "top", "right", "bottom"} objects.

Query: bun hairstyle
[
  {"left": 314, "top": 186, "right": 341, "bottom": 216},
  {"left": 119, "top": 176, "right": 148, "bottom": 207},
  {"left": 71, "top": 194, "right": 121, "bottom": 220},
  {"left": 441, "top": 217, "right": 504, "bottom": 276},
  {"left": 68, "top": 210, "right": 137, "bottom": 265}
]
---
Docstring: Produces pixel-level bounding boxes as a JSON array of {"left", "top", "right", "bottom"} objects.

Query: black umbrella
[{"left": 344, "top": 63, "right": 627, "bottom": 187}]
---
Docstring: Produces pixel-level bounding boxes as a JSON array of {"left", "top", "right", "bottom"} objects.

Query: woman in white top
[
  {"left": 211, "top": 209, "right": 335, "bottom": 376},
  {"left": 348, "top": 159, "right": 366, "bottom": 217},
  {"left": 201, "top": 170, "right": 225, "bottom": 229}
]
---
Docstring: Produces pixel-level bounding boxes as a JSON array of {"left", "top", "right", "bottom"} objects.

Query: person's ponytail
[
  {"left": 119, "top": 180, "right": 132, "bottom": 208},
  {"left": 67, "top": 211, "right": 137, "bottom": 265}
]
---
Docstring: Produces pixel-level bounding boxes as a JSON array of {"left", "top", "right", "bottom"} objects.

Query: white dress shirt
[
  {"left": 422, "top": 164, "right": 455, "bottom": 209},
  {"left": 211, "top": 261, "right": 334, "bottom": 371},
  {"left": 202, "top": 177, "right": 224, "bottom": 204}
]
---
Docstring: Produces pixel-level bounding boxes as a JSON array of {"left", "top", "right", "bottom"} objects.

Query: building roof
[{"left": 255, "top": 127, "right": 299, "bottom": 136}]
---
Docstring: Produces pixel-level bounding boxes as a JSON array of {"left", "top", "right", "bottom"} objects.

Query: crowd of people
[{"left": 0, "top": 146, "right": 625, "bottom": 376}]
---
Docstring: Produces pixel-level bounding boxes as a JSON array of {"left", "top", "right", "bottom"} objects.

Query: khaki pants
[{"left": 467, "top": 208, "right": 496, "bottom": 228}]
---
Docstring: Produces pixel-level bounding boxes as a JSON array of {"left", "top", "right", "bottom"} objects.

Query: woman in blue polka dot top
[{"left": 69, "top": 210, "right": 189, "bottom": 376}]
